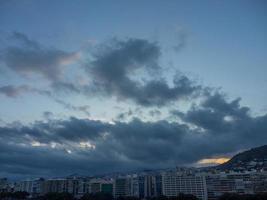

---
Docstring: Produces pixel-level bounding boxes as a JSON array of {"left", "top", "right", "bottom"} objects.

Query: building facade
[{"left": 162, "top": 171, "right": 208, "bottom": 200}]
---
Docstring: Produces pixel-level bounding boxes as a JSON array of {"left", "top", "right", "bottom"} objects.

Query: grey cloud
[
  {"left": 85, "top": 38, "right": 200, "bottom": 106},
  {"left": 176, "top": 92, "right": 251, "bottom": 133},
  {"left": 171, "top": 91, "right": 267, "bottom": 154},
  {"left": 1, "top": 32, "right": 79, "bottom": 81},
  {"left": 203, "top": 93, "right": 250, "bottom": 118},
  {"left": 109, "top": 118, "right": 187, "bottom": 163},
  {"left": 1, "top": 103, "right": 267, "bottom": 178},
  {"left": 0, "top": 117, "right": 187, "bottom": 178},
  {"left": 1, "top": 34, "right": 200, "bottom": 107}
]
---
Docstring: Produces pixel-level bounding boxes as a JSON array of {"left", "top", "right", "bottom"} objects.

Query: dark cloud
[
  {"left": 171, "top": 91, "right": 267, "bottom": 153},
  {"left": 1, "top": 34, "right": 200, "bottom": 107},
  {"left": 1, "top": 95, "right": 267, "bottom": 178},
  {"left": 203, "top": 93, "right": 250, "bottom": 118},
  {"left": 0, "top": 32, "right": 79, "bottom": 81},
  {"left": 0, "top": 117, "right": 187, "bottom": 178},
  {"left": 175, "top": 92, "right": 251, "bottom": 133},
  {"left": 85, "top": 38, "right": 200, "bottom": 106}
]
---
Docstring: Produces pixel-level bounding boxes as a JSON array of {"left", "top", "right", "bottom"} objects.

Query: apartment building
[{"left": 162, "top": 171, "right": 208, "bottom": 200}]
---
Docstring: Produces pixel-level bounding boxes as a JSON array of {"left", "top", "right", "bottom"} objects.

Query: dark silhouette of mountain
[{"left": 217, "top": 145, "right": 267, "bottom": 171}]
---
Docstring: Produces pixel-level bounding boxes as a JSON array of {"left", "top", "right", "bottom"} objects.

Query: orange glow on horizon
[{"left": 198, "top": 157, "right": 230, "bottom": 165}]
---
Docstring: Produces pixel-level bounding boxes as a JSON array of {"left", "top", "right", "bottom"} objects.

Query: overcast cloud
[
  {"left": 0, "top": 91, "right": 266, "bottom": 178},
  {"left": 0, "top": 29, "right": 266, "bottom": 178}
]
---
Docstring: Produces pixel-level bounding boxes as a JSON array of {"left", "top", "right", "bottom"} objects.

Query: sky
[{"left": 0, "top": 0, "right": 266, "bottom": 179}]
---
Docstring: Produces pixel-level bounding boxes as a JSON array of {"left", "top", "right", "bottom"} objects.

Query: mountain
[{"left": 217, "top": 145, "right": 267, "bottom": 171}]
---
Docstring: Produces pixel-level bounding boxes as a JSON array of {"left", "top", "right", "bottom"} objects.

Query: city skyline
[{"left": 0, "top": 0, "right": 267, "bottom": 179}]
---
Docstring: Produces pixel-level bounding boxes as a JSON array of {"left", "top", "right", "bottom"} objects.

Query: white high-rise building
[{"left": 162, "top": 171, "right": 208, "bottom": 200}]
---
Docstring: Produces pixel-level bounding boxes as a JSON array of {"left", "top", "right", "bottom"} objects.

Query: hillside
[{"left": 217, "top": 145, "right": 267, "bottom": 171}]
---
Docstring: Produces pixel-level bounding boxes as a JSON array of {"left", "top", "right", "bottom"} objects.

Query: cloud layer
[
  {"left": 0, "top": 33, "right": 266, "bottom": 178},
  {"left": 1, "top": 92, "right": 266, "bottom": 178}
]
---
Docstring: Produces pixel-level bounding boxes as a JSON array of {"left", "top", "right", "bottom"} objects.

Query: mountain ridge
[{"left": 217, "top": 145, "right": 267, "bottom": 171}]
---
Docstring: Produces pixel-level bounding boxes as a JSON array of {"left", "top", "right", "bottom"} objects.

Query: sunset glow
[{"left": 198, "top": 157, "right": 230, "bottom": 165}]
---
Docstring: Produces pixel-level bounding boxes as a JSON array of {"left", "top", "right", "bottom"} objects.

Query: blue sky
[
  {"left": 1, "top": 0, "right": 266, "bottom": 122},
  {"left": 0, "top": 0, "right": 267, "bottom": 178}
]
